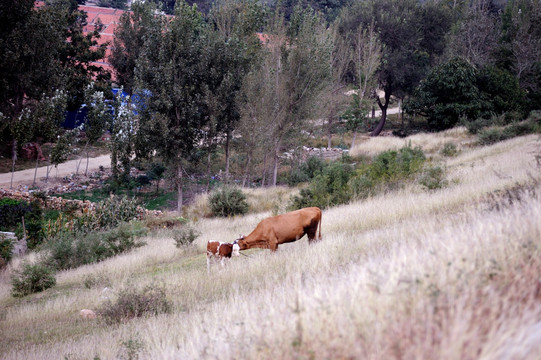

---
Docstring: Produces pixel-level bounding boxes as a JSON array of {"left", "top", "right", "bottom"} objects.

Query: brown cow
[
  {"left": 235, "top": 207, "right": 322, "bottom": 252},
  {"left": 206, "top": 241, "right": 240, "bottom": 274}
]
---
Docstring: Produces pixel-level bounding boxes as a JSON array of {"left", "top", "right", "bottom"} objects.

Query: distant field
[{"left": 1, "top": 133, "right": 540, "bottom": 359}]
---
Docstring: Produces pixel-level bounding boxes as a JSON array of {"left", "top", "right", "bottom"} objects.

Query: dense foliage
[
  {"left": 11, "top": 262, "right": 56, "bottom": 297},
  {"left": 289, "top": 145, "right": 427, "bottom": 209},
  {"left": 209, "top": 186, "right": 249, "bottom": 217}
]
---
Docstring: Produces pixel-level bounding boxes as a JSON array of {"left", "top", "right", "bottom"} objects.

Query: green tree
[
  {"left": 255, "top": 5, "right": 333, "bottom": 186},
  {"left": 110, "top": 1, "right": 162, "bottom": 95},
  {"left": 208, "top": 0, "right": 264, "bottom": 182},
  {"left": 135, "top": 1, "right": 210, "bottom": 212},
  {"left": 110, "top": 89, "right": 137, "bottom": 183},
  {"left": 404, "top": 57, "right": 490, "bottom": 130},
  {"left": 80, "top": 84, "right": 111, "bottom": 175},
  {"left": 0, "top": 0, "right": 110, "bottom": 177},
  {"left": 498, "top": 0, "right": 541, "bottom": 110},
  {"left": 337, "top": 0, "right": 452, "bottom": 136}
]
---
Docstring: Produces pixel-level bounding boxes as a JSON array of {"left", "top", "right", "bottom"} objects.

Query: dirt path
[{"left": 0, "top": 155, "right": 111, "bottom": 190}]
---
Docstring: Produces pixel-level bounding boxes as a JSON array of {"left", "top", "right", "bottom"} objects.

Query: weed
[
  {"left": 99, "top": 284, "right": 171, "bottom": 324},
  {"left": 173, "top": 225, "right": 200, "bottom": 248},
  {"left": 11, "top": 261, "right": 56, "bottom": 297}
]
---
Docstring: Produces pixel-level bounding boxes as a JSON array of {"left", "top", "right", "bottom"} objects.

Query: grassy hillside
[{"left": 1, "top": 132, "right": 540, "bottom": 359}]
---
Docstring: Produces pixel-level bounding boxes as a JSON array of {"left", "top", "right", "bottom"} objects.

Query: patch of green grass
[
  {"left": 55, "top": 190, "right": 177, "bottom": 210},
  {"left": 138, "top": 191, "right": 177, "bottom": 210}
]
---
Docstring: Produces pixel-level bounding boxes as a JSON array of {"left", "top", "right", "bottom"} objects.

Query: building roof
[{"left": 80, "top": 5, "right": 126, "bottom": 78}]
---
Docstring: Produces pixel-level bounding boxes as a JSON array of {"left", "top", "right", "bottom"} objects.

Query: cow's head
[{"left": 234, "top": 235, "right": 247, "bottom": 251}]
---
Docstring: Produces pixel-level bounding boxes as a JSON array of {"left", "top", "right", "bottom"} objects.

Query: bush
[
  {"left": 289, "top": 161, "right": 354, "bottom": 210},
  {"left": 0, "top": 236, "right": 13, "bottom": 268},
  {"left": 364, "top": 145, "right": 425, "bottom": 184},
  {"left": 419, "top": 165, "right": 448, "bottom": 190},
  {"left": 463, "top": 116, "right": 495, "bottom": 134},
  {"left": 11, "top": 262, "right": 56, "bottom": 297},
  {"left": 99, "top": 284, "right": 171, "bottom": 324},
  {"left": 172, "top": 225, "right": 199, "bottom": 248},
  {"left": 0, "top": 199, "right": 34, "bottom": 231},
  {"left": 74, "top": 195, "right": 140, "bottom": 233},
  {"left": 287, "top": 156, "right": 326, "bottom": 186},
  {"left": 209, "top": 187, "right": 249, "bottom": 217},
  {"left": 440, "top": 142, "right": 458, "bottom": 157},
  {"left": 348, "top": 175, "right": 374, "bottom": 199},
  {"left": 477, "top": 118, "right": 540, "bottom": 146},
  {"left": 46, "top": 222, "right": 147, "bottom": 271},
  {"left": 289, "top": 145, "right": 426, "bottom": 210}
]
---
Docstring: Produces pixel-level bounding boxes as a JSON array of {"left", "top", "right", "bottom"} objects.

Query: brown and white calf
[{"left": 206, "top": 241, "right": 240, "bottom": 274}]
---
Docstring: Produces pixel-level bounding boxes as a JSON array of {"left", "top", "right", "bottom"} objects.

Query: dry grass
[
  {"left": 1, "top": 133, "right": 540, "bottom": 359},
  {"left": 350, "top": 126, "right": 476, "bottom": 158},
  {"left": 186, "top": 185, "right": 298, "bottom": 220}
]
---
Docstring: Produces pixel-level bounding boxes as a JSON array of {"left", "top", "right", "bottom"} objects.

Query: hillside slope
[{"left": 1, "top": 133, "right": 540, "bottom": 359}]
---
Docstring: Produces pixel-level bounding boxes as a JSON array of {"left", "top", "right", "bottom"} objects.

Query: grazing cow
[
  {"left": 235, "top": 207, "right": 322, "bottom": 252},
  {"left": 206, "top": 241, "right": 240, "bottom": 274}
]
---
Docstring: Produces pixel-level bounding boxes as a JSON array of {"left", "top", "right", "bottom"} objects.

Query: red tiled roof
[
  {"left": 35, "top": 2, "right": 124, "bottom": 80},
  {"left": 81, "top": 5, "right": 125, "bottom": 80}
]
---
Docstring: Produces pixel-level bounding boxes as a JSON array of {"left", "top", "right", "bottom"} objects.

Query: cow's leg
[
  {"left": 207, "top": 254, "right": 211, "bottom": 275},
  {"left": 268, "top": 236, "right": 279, "bottom": 251},
  {"left": 306, "top": 222, "right": 317, "bottom": 243}
]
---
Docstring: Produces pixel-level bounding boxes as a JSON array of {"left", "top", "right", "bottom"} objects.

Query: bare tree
[
  {"left": 318, "top": 22, "right": 352, "bottom": 150},
  {"left": 264, "top": 7, "right": 332, "bottom": 186},
  {"left": 446, "top": 0, "right": 500, "bottom": 67},
  {"left": 350, "top": 21, "right": 382, "bottom": 146}
]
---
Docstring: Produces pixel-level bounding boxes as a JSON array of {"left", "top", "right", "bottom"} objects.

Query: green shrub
[
  {"left": 289, "top": 145, "right": 426, "bottom": 210},
  {"left": 348, "top": 175, "right": 374, "bottom": 199},
  {"left": 478, "top": 128, "right": 505, "bottom": 145},
  {"left": 289, "top": 162, "right": 354, "bottom": 210},
  {"left": 209, "top": 187, "right": 249, "bottom": 217},
  {"left": 364, "top": 145, "right": 425, "bottom": 184},
  {"left": 287, "top": 156, "right": 326, "bottom": 186},
  {"left": 440, "top": 142, "right": 458, "bottom": 157},
  {"left": 172, "top": 225, "right": 199, "bottom": 248},
  {"left": 11, "top": 262, "right": 56, "bottom": 297},
  {"left": 419, "top": 165, "right": 448, "bottom": 190},
  {"left": 477, "top": 119, "right": 539, "bottom": 146},
  {"left": 0, "top": 236, "right": 13, "bottom": 268},
  {"left": 46, "top": 222, "right": 147, "bottom": 271},
  {"left": 99, "top": 284, "right": 172, "bottom": 324},
  {"left": 15, "top": 218, "right": 45, "bottom": 250},
  {"left": 0, "top": 199, "right": 35, "bottom": 232},
  {"left": 74, "top": 195, "right": 140, "bottom": 233},
  {"left": 463, "top": 116, "right": 495, "bottom": 134}
]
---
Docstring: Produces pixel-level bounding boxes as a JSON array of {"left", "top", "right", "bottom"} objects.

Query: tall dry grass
[
  {"left": 350, "top": 126, "right": 476, "bottom": 157},
  {"left": 1, "top": 133, "right": 540, "bottom": 359}
]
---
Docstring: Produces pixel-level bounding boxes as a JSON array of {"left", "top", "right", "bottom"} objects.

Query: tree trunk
[
  {"left": 85, "top": 150, "right": 90, "bottom": 176},
  {"left": 272, "top": 144, "right": 279, "bottom": 187},
  {"left": 370, "top": 90, "right": 391, "bottom": 137},
  {"left": 261, "top": 152, "right": 268, "bottom": 187},
  {"left": 351, "top": 132, "right": 357, "bottom": 150},
  {"left": 32, "top": 157, "right": 39, "bottom": 188},
  {"left": 224, "top": 131, "right": 231, "bottom": 183},
  {"left": 242, "top": 152, "right": 252, "bottom": 188},
  {"left": 10, "top": 139, "right": 17, "bottom": 189},
  {"left": 206, "top": 150, "right": 212, "bottom": 193},
  {"left": 46, "top": 156, "right": 51, "bottom": 183},
  {"left": 327, "top": 111, "right": 333, "bottom": 149},
  {"left": 177, "top": 161, "right": 183, "bottom": 213}
]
